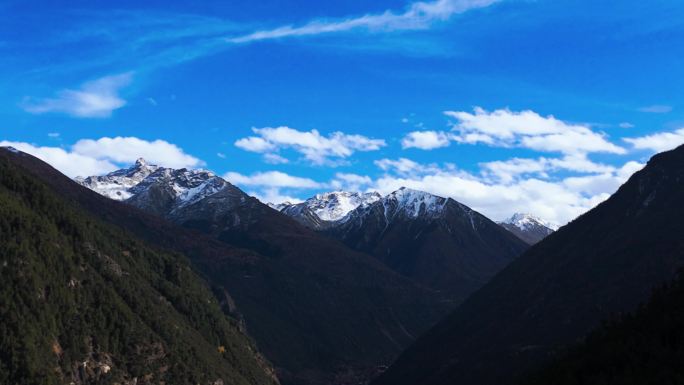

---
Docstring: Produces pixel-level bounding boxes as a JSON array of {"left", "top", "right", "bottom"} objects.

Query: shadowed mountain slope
[
  {"left": 325, "top": 188, "right": 529, "bottom": 302},
  {"left": 374, "top": 145, "right": 684, "bottom": 385},
  {"left": 14, "top": 151, "right": 449, "bottom": 385}
]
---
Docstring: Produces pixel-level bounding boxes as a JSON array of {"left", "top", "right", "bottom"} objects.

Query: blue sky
[{"left": 2, "top": 0, "right": 684, "bottom": 224}]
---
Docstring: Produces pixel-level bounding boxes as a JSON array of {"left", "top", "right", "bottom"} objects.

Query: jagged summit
[
  {"left": 274, "top": 187, "right": 451, "bottom": 229},
  {"left": 272, "top": 190, "right": 381, "bottom": 228},
  {"left": 381, "top": 187, "right": 449, "bottom": 219},
  {"left": 503, "top": 212, "right": 558, "bottom": 230},
  {"left": 310, "top": 190, "right": 381, "bottom": 221},
  {"left": 321, "top": 185, "right": 528, "bottom": 299},
  {"left": 498, "top": 213, "right": 556, "bottom": 245},
  {"left": 77, "top": 159, "right": 237, "bottom": 213}
]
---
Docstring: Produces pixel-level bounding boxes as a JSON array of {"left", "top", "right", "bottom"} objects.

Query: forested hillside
[
  {"left": 0, "top": 150, "right": 277, "bottom": 385},
  {"left": 522, "top": 271, "right": 684, "bottom": 385}
]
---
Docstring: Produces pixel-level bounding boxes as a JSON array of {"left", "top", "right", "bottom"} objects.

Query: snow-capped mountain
[
  {"left": 77, "top": 158, "right": 250, "bottom": 219},
  {"left": 307, "top": 191, "right": 381, "bottom": 221},
  {"left": 76, "top": 158, "right": 160, "bottom": 200},
  {"left": 498, "top": 213, "right": 556, "bottom": 245},
  {"left": 273, "top": 191, "right": 381, "bottom": 229},
  {"left": 322, "top": 187, "right": 529, "bottom": 300}
]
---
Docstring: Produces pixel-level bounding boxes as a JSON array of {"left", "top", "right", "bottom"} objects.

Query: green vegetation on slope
[
  {"left": 0, "top": 153, "right": 277, "bottom": 385},
  {"left": 522, "top": 271, "right": 684, "bottom": 385}
]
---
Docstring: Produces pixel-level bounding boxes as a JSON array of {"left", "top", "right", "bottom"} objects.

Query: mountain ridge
[
  {"left": 72, "top": 156, "right": 450, "bottom": 385},
  {"left": 372, "top": 145, "right": 684, "bottom": 385}
]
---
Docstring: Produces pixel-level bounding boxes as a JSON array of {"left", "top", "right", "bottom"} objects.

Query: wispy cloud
[
  {"left": 235, "top": 126, "right": 386, "bottom": 166},
  {"left": 22, "top": 73, "right": 133, "bottom": 118},
  {"left": 637, "top": 105, "right": 673, "bottom": 113},
  {"left": 624, "top": 128, "right": 684, "bottom": 153},
  {"left": 228, "top": 0, "right": 500, "bottom": 43}
]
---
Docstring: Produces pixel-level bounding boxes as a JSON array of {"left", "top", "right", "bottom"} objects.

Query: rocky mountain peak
[{"left": 498, "top": 213, "right": 556, "bottom": 245}]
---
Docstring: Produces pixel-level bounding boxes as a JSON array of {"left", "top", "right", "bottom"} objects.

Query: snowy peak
[
  {"left": 380, "top": 187, "right": 449, "bottom": 219},
  {"left": 308, "top": 191, "right": 382, "bottom": 221},
  {"left": 499, "top": 213, "right": 556, "bottom": 245},
  {"left": 78, "top": 159, "right": 161, "bottom": 200},
  {"left": 502, "top": 213, "right": 558, "bottom": 231},
  {"left": 272, "top": 191, "right": 382, "bottom": 228},
  {"left": 77, "top": 159, "right": 233, "bottom": 207}
]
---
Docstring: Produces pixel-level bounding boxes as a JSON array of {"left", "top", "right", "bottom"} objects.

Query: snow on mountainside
[
  {"left": 306, "top": 191, "right": 381, "bottom": 221},
  {"left": 272, "top": 191, "right": 381, "bottom": 229},
  {"left": 323, "top": 186, "right": 529, "bottom": 299},
  {"left": 502, "top": 213, "right": 558, "bottom": 231},
  {"left": 76, "top": 158, "right": 159, "bottom": 200},
  {"left": 379, "top": 187, "right": 449, "bottom": 219},
  {"left": 499, "top": 213, "right": 556, "bottom": 245},
  {"left": 76, "top": 158, "right": 233, "bottom": 208}
]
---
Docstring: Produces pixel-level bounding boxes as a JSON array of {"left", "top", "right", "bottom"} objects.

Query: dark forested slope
[
  {"left": 0, "top": 148, "right": 277, "bottom": 385},
  {"left": 374, "top": 145, "right": 684, "bottom": 385},
  {"left": 522, "top": 271, "right": 684, "bottom": 385}
]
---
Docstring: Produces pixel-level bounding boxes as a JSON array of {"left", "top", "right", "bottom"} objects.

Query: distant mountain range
[
  {"left": 78, "top": 160, "right": 537, "bottom": 303},
  {"left": 76, "top": 157, "right": 451, "bottom": 385},
  {"left": 373, "top": 145, "right": 684, "bottom": 385},
  {"left": 6, "top": 144, "right": 684, "bottom": 385},
  {"left": 273, "top": 189, "right": 545, "bottom": 300}
]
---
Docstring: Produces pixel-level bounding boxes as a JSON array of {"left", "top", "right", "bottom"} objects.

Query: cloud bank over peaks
[{"left": 0, "top": 136, "right": 202, "bottom": 178}]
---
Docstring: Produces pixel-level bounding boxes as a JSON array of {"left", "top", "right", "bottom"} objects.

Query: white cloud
[
  {"left": 72, "top": 136, "right": 203, "bottom": 169},
  {"left": 22, "top": 73, "right": 133, "bottom": 118},
  {"left": 235, "top": 126, "right": 385, "bottom": 165},
  {"left": 229, "top": 0, "right": 499, "bottom": 43},
  {"left": 401, "top": 130, "right": 451, "bottom": 150},
  {"left": 638, "top": 105, "right": 672, "bottom": 114},
  {"left": 480, "top": 154, "right": 616, "bottom": 184},
  {"left": 263, "top": 153, "right": 290, "bottom": 164},
  {"left": 619, "top": 122, "right": 634, "bottom": 129},
  {"left": 369, "top": 157, "right": 644, "bottom": 225},
  {"left": 375, "top": 157, "right": 448, "bottom": 177},
  {"left": 250, "top": 188, "right": 303, "bottom": 205},
  {"left": 623, "top": 128, "right": 684, "bottom": 153},
  {"left": 0, "top": 141, "right": 118, "bottom": 177},
  {"left": 445, "top": 107, "right": 626, "bottom": 155},
  {"left": 480, "top": 157, "right": 550, "bottom": 183},
  {"left": 47, "top": 132, "right": 60, "bottom": 138},
  {"left": 223, "top": 170, "right": 323, "bottom": 189},
  {"left": 0, "top": 136, "right": 203, "bottom": 178},
  {"left": 234, "top": 136, "right": 276, "bottom": 152},
  {"left": 330, "top": 172, "right": 373, "bottom": 191},
  {"left": 216, "top": 152, "right": 226, "bottom": 159}
]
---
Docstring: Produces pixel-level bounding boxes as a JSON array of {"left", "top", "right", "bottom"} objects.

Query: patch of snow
[
  {"left": 77, "top": 158, "right": 230, "bottom": 205},
  {"left": 501, "top": 213, "right": 558, "bottom": 231},
  {"left": 298, "top": 191, "right": 382, "bottom": 222},
  {"left": 384, "top": 187, "right": 448, "bottom": 219}
]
